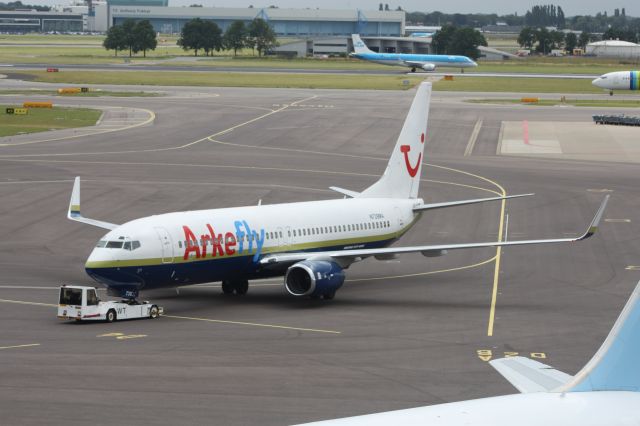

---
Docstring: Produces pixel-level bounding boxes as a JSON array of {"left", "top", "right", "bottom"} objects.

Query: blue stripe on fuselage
[
  {"left": 85, "top": 238, "right": 397, "bottom": 292},
  {"left": 355, "top": 52, "right": 473, "bottom": 66}
]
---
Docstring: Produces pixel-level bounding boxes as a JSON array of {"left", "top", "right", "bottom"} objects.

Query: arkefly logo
[
  {"left": 355, "top": 41, "right": 365, "bottom": 47},
  {"left": 400, "top": 133, "right": 424, "bottom": 178}
]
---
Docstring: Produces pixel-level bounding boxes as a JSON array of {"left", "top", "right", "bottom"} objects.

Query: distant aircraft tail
[
  {"left": 351, "top": 34, "right": 374, "bottom": 55},
  {"left": 560, "top": 280, "right": 640, "bottom": 392},
  {"left": 359, "top": 82, "right": 431, "bottom": 199}
]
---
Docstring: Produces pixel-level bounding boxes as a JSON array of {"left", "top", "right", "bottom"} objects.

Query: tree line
[
  {"left": 177, "top": 17, "right": 277, "bottom": 57},
  {"left": 103, "top": 17, "right": 277, "bottom": 58},
  {"left": 103, "top": 20, "right": 157, "bottom": 57},
  {"left": 406, "top": 4, "right": 640, "bottom": 34},
  {"left": 431, "top": 25, "right": 487, "bottom": 59},
  {"left": 517, "top": 27, "right": 594, "bottom": 54},
  {"left": 0, "top": 1, "right": 49, "bottom": 11}
]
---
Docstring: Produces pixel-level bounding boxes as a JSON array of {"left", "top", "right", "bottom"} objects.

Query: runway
[
  {"left": 3, "top": 62, "right": 599, "bottom": 78},
  {"left": 0, "top": 81, "right": 639, "bottom": 425}
]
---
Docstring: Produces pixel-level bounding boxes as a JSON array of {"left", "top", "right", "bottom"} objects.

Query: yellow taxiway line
[
  {"left": 0, "top": 343, "right": 40, "bottom": 350},
  {"left": 164, "top": 315, "right": 340, "bottom": 334}
]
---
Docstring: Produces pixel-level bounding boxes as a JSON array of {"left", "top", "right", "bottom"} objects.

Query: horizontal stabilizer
[
  {"left": 490, "top": 356, "right": 572, "bottom": 393},
  {"left": 329, "top": 186, "right": 360, "bottom": 198},
  {"left": 67, "top": 177, "right": 118, "bottom": 231},
  {"left": 413, "top": 193, "right": 533, "bottom": 212}
]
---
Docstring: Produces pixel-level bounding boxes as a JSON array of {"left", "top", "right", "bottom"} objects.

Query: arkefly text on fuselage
[
  {"left": 350, "top": 34, "right": 477, "bottom": 72},
  {"left": 69, "top": 82, "right": 608, "bottom": 301}
]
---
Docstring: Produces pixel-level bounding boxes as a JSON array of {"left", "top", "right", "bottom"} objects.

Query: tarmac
[{"left": 1, "top": 79, "right": 640, "bottom": 425}]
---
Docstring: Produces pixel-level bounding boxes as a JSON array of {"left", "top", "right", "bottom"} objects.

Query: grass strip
[
  {"left": 433, "top": 77, "right": 603, "bottom": 93},
  {"left": 468, "top": 98, "right": 640, "bottom": 108},
  {"left": 0, "top": 89, "right": 160, "bottom": 97},
  {"left": 0, "top": 104, "right": 102, "bottom": 137}
]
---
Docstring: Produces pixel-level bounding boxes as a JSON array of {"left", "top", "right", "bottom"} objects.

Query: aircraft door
[{"left": 154, "top": 227, "right": 174, "bottom": 264}]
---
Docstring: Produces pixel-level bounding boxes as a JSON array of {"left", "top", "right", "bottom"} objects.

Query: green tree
[
  {"left": 248, "top": 18, "right": 277, "bottom": 57},
  {"left": 223, "top": 20, "right": 247, "bottom": 56},
  {"left": 133, "top": 20, "right": 157, "bottom": 58},
  {"left": 448, "top": 27, "right": 487, "bottom": 60},
  {"left": 121, "top": 19, "right": 138, "bottom": 57},
  {"left": 432, "top": 24, "right": 456, "bottom": 54},
  {"left": 201, "top": 20, "right": 223, "bottom": 56},
  {"left": 534, "top": 27, "right": 553, "bottom": 54},
  {"left": 578, "top": 31, "right": 591, "bottom": 49},
  {"left": 103, "top": 25, "right": 127, "bottom": 56},
  {"left": 564, "top": 32, "right": 577, "bottom": 53},
  {"left": 517, "top": 27, "right": 536, "bottom": 48},
  {"left": 178, "top": 18, "right": 206, "bottom": 56}
]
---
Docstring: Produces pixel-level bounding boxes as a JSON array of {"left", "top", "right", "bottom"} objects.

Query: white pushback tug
[{"left": 57, "top": 285, "right": 162, "bottom": 322}]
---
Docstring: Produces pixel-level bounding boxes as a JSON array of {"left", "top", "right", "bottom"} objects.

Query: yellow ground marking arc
[
  {"left": 0, "top": 343, "right": 40, "bottom": 350},
  {"left": 424, "top": 164, "right": 507, "bottom": 337},
  {"left": 0, "top": 106, "right": 156, "bottom": 147},
  {"left": 165, "top": 315, "right": 340, "bottom": 334},
  {"left": 0, "top": 95, "right": 317, "bottom": 158}
]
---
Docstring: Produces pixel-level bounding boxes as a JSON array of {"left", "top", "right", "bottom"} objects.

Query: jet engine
[
  {"left": 284, "top": 260, "right": 345, "bottom": 299},
  {"left": 421, "top": 63, "right": 436, "bottom": 71}
]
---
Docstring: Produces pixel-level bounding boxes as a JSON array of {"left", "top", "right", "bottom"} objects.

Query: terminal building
[{"left": 0, "top": 1, "right": 404, "bottom": 36}]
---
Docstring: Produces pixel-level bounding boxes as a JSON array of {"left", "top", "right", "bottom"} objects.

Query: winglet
[
  {"left": 68, "top": 176, "right": 81, "bottom": 219},
  {"left": 578, "top": 194, "right": 609, "bottom": 240},
  {"left": 67, "top": 177, "right": 118, "bottom": 231},
  {"left": 560, "top": 279, "right": 640, "bottom": 392}
]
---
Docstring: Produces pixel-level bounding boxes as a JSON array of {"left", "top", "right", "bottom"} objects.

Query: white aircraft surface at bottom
[{"left": 297, "top": 281, "right": 640, "bottom": 425}]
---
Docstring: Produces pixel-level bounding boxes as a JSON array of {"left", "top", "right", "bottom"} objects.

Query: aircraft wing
[
  {"left": 489, "top": 356, "right": 572, "bottom": 393},
  {"left": 259, "top": 195, "right": 608, "bottom": 266}
]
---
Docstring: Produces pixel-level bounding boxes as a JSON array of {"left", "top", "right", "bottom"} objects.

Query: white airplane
[
  {"left": 350, "top": 34, "right": 477, "bottom": 72},
  {"left": 592, "top": 70, "right": 640, "bottom": 95},
  {"left": 297, "top": 280, "right": 640, "bottom": 425},
  {"left": 68, "top": 82, "right": 608, "bottom": 300}
]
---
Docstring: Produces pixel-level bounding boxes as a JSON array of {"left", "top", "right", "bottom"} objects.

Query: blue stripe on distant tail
[
  {"left": 562, "top": 281, "right": 640, "bottom": 392},
  {"left": 631, "top": 71, "right": 639, "bottom": 90}
]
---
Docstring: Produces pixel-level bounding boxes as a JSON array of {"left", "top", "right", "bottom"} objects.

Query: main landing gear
[
  {"left": 410, "top": 67, "right": 416, "bottom": 73},
  {"left": 221, "top": 279, "right": 249, "bottom": 295}
]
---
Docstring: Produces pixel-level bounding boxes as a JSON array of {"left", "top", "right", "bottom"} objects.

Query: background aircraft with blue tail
[
  {"left": 299, "top": 279, "right": 640, "bottom": 425},
  {"left": 350, "top": 34, "right": 477, "bottom": 72},
  {"left": 68, "top": 82, "right": 607, "bottom": 301}
]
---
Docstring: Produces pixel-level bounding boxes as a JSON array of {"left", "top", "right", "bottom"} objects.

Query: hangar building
[{"left": 586, "top": 40, "right": 640, "bottom": 60}]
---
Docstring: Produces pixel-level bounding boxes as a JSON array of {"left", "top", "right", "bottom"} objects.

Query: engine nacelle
[
  {"left": 285, "top": 260, "right": 345, "bottom": 298},
  {"left": 421, "top": 63, "right": 436, "bottom": 71}
]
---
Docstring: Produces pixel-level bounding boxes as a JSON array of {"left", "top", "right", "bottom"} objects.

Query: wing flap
[{"left": 489, "top": 356, "right": 572, "bottom": 393}]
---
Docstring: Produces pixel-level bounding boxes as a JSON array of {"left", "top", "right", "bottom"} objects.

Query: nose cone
[
  {"left": 592, "top": 77, "right": 604, "bottom": 88},
  {"left": 470, "top": 60, "right": 478, "bottom": 67},
  {"left": 85, "top": 248, "right": 114, "bottom": 269}
]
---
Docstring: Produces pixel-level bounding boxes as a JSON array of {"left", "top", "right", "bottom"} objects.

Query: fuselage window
[
  {"left": 279, "top": 231, "right": 282, "bottom": 238},
  {"left": 293, "top": 230, "right": 297, "bottom": 237},
  {"left": 178, "top": 241, "right": 182, "bottom": 248},
  {"left": 287, "top": 230, "right": 291, "bottom": 237}
]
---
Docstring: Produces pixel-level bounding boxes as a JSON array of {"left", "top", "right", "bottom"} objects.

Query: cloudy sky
[{"left": 35, "top": 0, "right": 637, "bottom": 17}]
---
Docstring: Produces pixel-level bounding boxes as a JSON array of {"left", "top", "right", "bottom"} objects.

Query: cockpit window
[
  {"left": 96, "top": 240, "right": 107, "bottom": 248},
  {"left": 132, "top": 241, "right": 141, "bottom": 250},
  {"left": 99, "top": 238, "right": 141, "bottom": 250},
  {"left": 106, "top": 241, "right": 123, "bottom": 249}
]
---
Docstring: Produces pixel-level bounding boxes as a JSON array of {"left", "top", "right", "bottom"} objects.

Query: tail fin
[
  {"left": 351, "top": 34, "right": 374, "bottom": 55},
  {"left": 359, "top": 82, "right": 431, "bottom": 199},
  {"left": 560, "top": 280, "right": 640, "bottom": 392}
]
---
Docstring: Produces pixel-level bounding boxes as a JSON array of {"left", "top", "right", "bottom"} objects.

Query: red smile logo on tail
[{"left": 400, "top": 133, "right": 424, "bottom": 178}]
